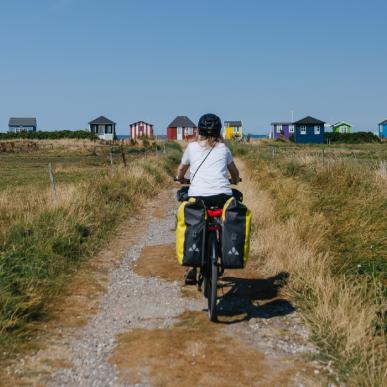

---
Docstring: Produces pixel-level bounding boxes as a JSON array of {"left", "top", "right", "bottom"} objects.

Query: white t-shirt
[{"left": 181, "top": 141, "right": 233, "bottom": 197}]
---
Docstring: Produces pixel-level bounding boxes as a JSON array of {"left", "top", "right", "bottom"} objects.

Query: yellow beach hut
[{"left": 224, "top": 120, "right": 243, "bottom": 140}]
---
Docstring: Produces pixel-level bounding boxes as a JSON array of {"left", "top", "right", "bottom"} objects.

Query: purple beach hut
[{"left": 270, "top": 122, "right": 295, "bottom": 140}]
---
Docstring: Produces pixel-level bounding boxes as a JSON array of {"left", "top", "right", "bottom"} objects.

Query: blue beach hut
[
  {"left": 294, "top": 116, "right": 325, "bottom": 144},
  {"left": 378, "top": 120, "right": 387, "bottom": 139}
]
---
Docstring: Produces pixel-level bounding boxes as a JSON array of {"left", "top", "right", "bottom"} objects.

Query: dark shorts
[{"left": 192, "top": 193, "right": 232, "bottom": 208}]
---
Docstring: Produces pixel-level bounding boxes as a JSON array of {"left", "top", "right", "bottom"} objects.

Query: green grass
[
  {"left": 0, "top": 153, "right": 105, "bottom": 189},
  {"left": 234, "top": 141, "right": 386, "bottom": 385},
  {"left": 242, "top": 142, "right": 387, "bottom": 281},
  {"left": 251, "top": 145, "right": 386, "bottom": 278},
  {"left": 0, "top": 141, "right": 182, "bottom": 357},
  {"left": 0, "top": 140, "right": 180, "bottom": 190}
]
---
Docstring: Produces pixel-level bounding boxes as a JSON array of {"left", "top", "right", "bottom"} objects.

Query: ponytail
[{"left": 197, "top": 134, "right": 224, "bottom": 149}]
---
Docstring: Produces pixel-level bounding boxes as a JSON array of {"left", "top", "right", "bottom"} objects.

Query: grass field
[
  {"left": 232, "top": 141, "right": 386, "bottom": 386},
  {"left": 0, "top": 139, "right": 164, "bottom": 190},
  {"left": 0, "top": 139, "right": 181, "bottom": 357}
]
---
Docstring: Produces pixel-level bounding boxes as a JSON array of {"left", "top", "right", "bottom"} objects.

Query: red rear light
[{"left": 207, "top": 209, "right": 223, "bottom": 218}]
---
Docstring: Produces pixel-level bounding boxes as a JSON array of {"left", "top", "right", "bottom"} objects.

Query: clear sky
[{"left": 0, "top": 0, "right": 386, "bottom": 134}]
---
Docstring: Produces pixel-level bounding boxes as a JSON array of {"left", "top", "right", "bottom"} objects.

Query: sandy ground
[{"left": 3, "top": 178, "right": 332, "bottom": 386}]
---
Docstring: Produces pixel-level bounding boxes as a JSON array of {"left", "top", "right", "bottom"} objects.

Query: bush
[
  {"left": 164, "top": 141, "right": 182, "bottom": 152},
  {"left": 325, "top": 131, "right": 381, "bottom": 144},
  {"left": 0, "top": 130, "right": 98, "bottom": 140},
  {"left": 225, "top": 141, "right": 249, "bottom": 156}
]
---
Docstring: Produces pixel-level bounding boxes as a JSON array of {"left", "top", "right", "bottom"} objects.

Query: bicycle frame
[
  {"left": 197, "top": 209, "right": 224, "bottom": 321},
  {"left": 199, "top": 212, "right": 221, "bottom": 273}
]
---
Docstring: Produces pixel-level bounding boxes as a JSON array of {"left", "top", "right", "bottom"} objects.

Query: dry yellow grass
[
  {"left": 0, "top": 152, "right": 178, "bottom": 355},
  {"left": 376, "top": 160, "right": 387, "bottom": 182},
  {"left": 237, "top": 158, "right": 386, "bottom": 386},
  {"left": 0, "top": 161, "right": 159, "bottom": 237}
]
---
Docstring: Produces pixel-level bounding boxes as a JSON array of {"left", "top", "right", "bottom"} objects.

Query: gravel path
[
  {"left": 8, "top": 187, "right": 329, "bottom": 386},
  {"left": 49, "top": 190, "right": 202, "bottom": 386}
]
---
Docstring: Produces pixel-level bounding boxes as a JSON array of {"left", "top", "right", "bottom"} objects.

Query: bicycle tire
[
  {"left": 207, "top": 233, "right": 218, "bottom": 322},
  {"left": 203, "top": 275, "right": 209, "bottom": 298}
]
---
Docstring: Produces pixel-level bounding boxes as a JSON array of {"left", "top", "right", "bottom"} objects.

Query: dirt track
[{"left": 4, "top": 166, "right": 327, "bottom": 386}]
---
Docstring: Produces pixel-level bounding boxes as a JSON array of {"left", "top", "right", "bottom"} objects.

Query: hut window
[
  {"left": 300, "top": 126, "right": 306, "bottom": 135},
  {"left": 314, "top": 126, "right": 321, "bottom": 135},
  {"left": 289, "top": 125, "right": 295, "bottom": 133},
  {"left": 276, "top": 125, "right": 282, "bottom": 133},
  {"left": 188, "top": 127, "right": 193, "bottom": 135}
]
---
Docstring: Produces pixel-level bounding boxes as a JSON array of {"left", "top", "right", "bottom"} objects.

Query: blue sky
[{"left": 0, "top": 0, "right": 386, "bottom": 134}]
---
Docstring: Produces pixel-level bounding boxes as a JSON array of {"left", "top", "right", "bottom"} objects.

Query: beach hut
[
  {"left": 378, "top": 120, "right": 387, "bottom": 138},
  {"left": 130, "top": 121, "right": 154, "bottom": 140},
  {"left": 270, "top": 122, "right": 295, "bottom": 140},
  {"left": 224, "top": 121, "right": 243, "bottom": 140},
  {"left": 8, "top": 117, "right": 37, "bottom": 132},
  {"left": 294, "top": 116, "right": 325, "bottom": 144},
  {"left": 331, "top": 121, "right": 352, "bottom": 133},
  {"left": 88, "top": 116, "right": 116, "bottom": 140},
  {"left": 167, "top": 116, "right": 197, "bottom": 141}
]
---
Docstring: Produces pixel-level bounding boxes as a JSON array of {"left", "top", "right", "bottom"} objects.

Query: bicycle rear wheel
[{"left": 207, "top": 233, "right": 218, "bottom": 322}]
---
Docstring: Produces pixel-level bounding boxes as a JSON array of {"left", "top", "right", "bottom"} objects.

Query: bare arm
[
  {"left": 176, "top": 163, "right": 189, "bottom": 180},
  {"left": 228, "top": 161, "right": 240, "bottom": 184}
]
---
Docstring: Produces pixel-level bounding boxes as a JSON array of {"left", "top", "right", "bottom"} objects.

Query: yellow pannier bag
[
  {"left": 221, "top": 197, "right": 252, "bottom": 268},
  {"left": 176, "top": 198, "right": 207, "bottom": 267}
]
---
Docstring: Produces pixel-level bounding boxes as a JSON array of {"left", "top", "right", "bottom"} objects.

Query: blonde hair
[{"left": 196, "top": 134, "right": 224, "bottom": 148}]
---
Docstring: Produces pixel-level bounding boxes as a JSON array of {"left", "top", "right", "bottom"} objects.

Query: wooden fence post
[
  {"left": 48, "top": 163, "right": 56, "bottom": 195},
  {"left": 121, "top": 146, "right": 127, "bottom": 167}
]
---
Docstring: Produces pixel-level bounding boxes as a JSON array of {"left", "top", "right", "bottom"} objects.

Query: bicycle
[{"left": 175, "top": 178, "right": 243, "bottom": 322}]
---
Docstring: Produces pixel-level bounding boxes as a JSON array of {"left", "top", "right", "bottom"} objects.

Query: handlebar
[
  {"left": 174, "top": 177, "right": 242, "bottom": 184},
  {"left": 174, "top": 177, "right": 190, "bottom": 184}
]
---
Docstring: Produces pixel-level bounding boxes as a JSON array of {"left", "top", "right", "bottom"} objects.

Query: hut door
[{"left": 177, "top": 127, "right": 183, "bottom": 140}]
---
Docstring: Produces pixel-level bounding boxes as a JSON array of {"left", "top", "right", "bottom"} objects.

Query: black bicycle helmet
[{"left": 198, "top": 113, "right": 222, "bottom": 137}]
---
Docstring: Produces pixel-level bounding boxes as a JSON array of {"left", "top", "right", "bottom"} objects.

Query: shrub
[
  {"left": 0, "top": 130, "right": 98, "bottom": 140},
  {"left": 164, "top": 141, "right": 182, "bottom": 152},
  {"left": 325, "top": 131, "right": 381, "bottom": 144}
]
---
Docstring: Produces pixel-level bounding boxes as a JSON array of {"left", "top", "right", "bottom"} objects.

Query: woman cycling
[
  {"left": 175, "top": 113, "right": 240, "bottom": 284},
  {"left": 176, "top": 113, "right": 240, "bottom": 207}
]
